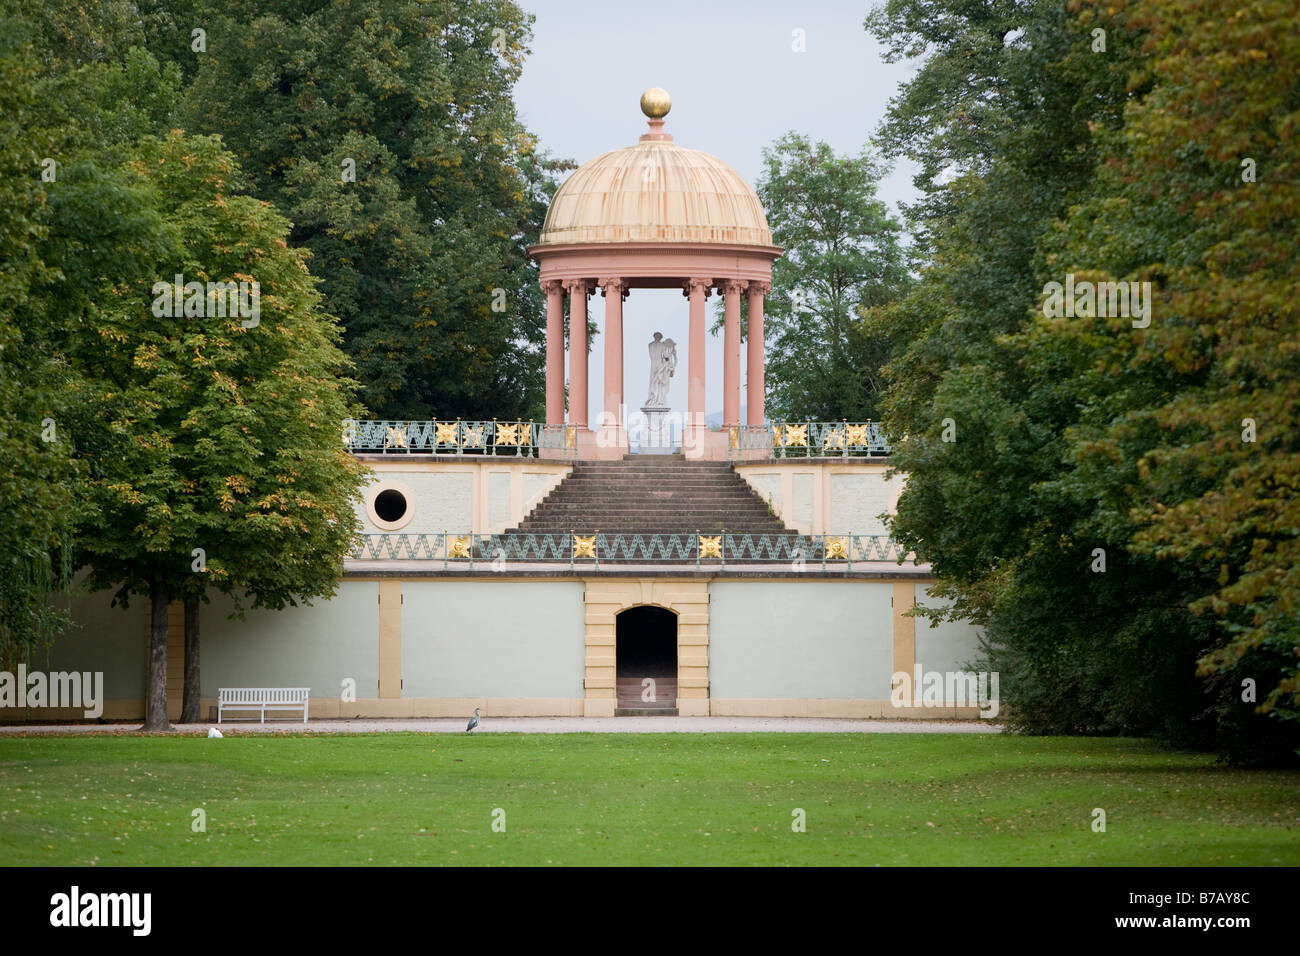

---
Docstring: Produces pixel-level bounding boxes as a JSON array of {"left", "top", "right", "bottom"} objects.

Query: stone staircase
[
  {"left": 503, "top": 454, "right": 793, "bottom": 540},
  {"left": 615, "top": 676, "right": 678, "bottom": 716}
]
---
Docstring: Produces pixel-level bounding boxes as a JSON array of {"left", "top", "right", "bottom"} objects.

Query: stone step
[
  {"left": 543, "top": 474, "right": 753, "bottom": 481},
  {"left": 513, "top": 519, "right": 790, "bottom": 527},
  {"left": 539, "top": 494, "right": 766, "bottom": 501},
  {"left": 545, "top": 476, "right": 751, "bottom": 482},
  {"left": 519, "top": 507, "right": 781, "bottom": 516},
  {"left": 554, "top": 486, "right": 757, "bottom": 493},
  {"left": 514, "top": 523, "right": 790, "bottom": 530},
  {"left": 575, "top": 462, "right": 733, "bottom": 468},
  {"left": 544, "top": 480, "right": 761, "bottom": 486},
  {"left": 562, "top": 470, "right": 747, "bottom": 475},
  {"left": 521, "top": 520, "right": 782, "bottom": 527},
  {"left": 559, "top": 474, "right": 738, "bottom": 482},
  {"left": 517, "top": 516, "right": 788, "bottom": 523},
  {"left": 533, "top": 506, "right": 770, "bottom": 513},
  {"left": 535, "top": 492, "right": 772, "bottom": 502},
  {"left": 514, "top": 529, "right": 789, "bottom": 535},
  {"left": 521, "top": 521, "right": 780, "bottom": 529},
  {"left": 527, "top": 503, "right": 775, "bottom": 512},
  {"left": 565, "top": 469, "right": 735, "bottom": 474},
  {"left": 498, "top": 457, "right": 797, "bottom": 545}
]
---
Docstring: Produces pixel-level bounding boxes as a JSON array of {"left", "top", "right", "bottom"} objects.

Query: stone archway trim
[{"left": 582, "top": 578, "right": 710, "bottom": 717}]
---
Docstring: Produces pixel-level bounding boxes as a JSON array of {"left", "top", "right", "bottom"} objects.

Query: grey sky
[{"left": 513, "top": 0, "right": 919, "bottom": 423}]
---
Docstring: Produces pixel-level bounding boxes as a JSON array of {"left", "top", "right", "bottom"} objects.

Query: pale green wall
[
  {"left": 747, "top": 473, "right": 781, "bottom": 513},
  {"left": 488, "top": 470, "right": 511, "bottom": 527},
  {"left": 709, "top": 580, "right": 894, "bottom": 698},
  {"left": 34, "top": 580, "right": 148, "bottom": 700},
  {"left": 914, "top": 587, "right": 986, "bottom": 674},
  {"left": 792, "top": 473, "right": 814, "bottom": 528},
  {"left": 200, "top": 583, "right": 380, "bottom": 699},
  {"left": 522, "top": 472, "right": 555, "bottom": 511},
  {"left": 829, "top": 473, "right": 896, "bottom": 536},
  {"left": 401, "top": 581, "right": 585, "bottom": 698},
  {"left": 357, "top": 470, "right": 474, "bottom": 533}
]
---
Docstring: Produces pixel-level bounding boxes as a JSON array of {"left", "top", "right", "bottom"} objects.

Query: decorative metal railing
[
  {"left": 343, "top": 420, "right": 890, "bottom": 459},
  {"left": 728, "top": 421, "right": 891, "bottom": 459},
  {"left": 351, "top": 532, "right": 908, "bottom": 571},
  {"left": 343, "top": 419, "right": 575, "bottom": 459}
]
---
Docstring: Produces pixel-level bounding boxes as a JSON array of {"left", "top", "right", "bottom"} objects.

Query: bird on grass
[{"left": 466, "top": 707, "right": 480, "bottom": 733}]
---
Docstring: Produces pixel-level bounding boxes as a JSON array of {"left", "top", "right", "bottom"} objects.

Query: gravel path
[{"left": 0, "top": 716, "right": 1000, "bottom": 735}]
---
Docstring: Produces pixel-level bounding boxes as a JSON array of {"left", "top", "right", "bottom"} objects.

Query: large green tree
[
  {"left": 0, "top": 2, "right": 80, "bottom": 660},
  {"left": 868, "top": 0, "right": 1299, "bottom": 763},
  {"left": 863, "top": 0, "right": 1213, "bottom": 742},
  {"left": 154, "top": 0, "right": 556, "bottom": 421},
  {"left": 1021, "top": 0, "right": 1300, "bottom": 762},
  {"left": 0, "top": 0, "right": 186, "bottom": 662},
  {"left": 64, "top": 132, "right": 366, "bottom": 730},
  {"left": 732, "top": 133, "right": 911, "bottom": 421}
]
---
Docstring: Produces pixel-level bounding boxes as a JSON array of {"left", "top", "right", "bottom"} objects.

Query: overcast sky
[{"left": 513, "top": 0, "right": 920, "bottom": 424}]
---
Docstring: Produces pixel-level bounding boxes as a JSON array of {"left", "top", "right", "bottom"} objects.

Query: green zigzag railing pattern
[{"left": 352, "top": 532, "right": 908, "bottom": 571}]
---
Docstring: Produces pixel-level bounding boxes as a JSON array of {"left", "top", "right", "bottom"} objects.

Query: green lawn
[{"left": 1, "top": 733, "right": 1297, "bottom": 866}]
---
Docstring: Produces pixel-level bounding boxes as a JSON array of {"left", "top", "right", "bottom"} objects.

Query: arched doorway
[{"left": 616, "top": 606, "right": 678, "bottom": 715}]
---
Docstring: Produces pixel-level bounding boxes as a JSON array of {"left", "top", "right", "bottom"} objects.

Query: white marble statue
[{"left": 645, "top": 332, "right": 677, "bottom": 407}]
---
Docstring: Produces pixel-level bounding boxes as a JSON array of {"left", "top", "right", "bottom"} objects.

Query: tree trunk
[
  {"left": 181, "top": 598, "right": 201, "bottom": 723},
  {"left": 144, "top": 583, "right": 172, "bottom": 732}
]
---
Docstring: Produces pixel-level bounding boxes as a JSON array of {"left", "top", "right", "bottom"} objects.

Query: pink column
[
  {"left": 722, "top": 279, "right": 747, "bottom": 426},
  {"left": 565, "top": 279, "right": 591, "bottom": 427},
  {"left": 685, "top": 278, "right": 711, "bottom": 436},
  {"left": 543, "top": 279, "right": 565, "bottom": 424},
  {"left": 746, "top": 280, "right": 769, "bottom": 426},
  {"left": 599, "top": 277, "right": 626, "bottom": 426}
]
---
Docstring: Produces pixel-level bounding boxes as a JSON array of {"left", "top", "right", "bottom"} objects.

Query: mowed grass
[{"left": 1, "top": 733, "right": 1297, "bottom": 866}]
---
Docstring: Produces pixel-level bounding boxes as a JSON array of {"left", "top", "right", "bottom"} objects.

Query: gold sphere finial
[{"left": 640, "top": 87, "right": 671, "bottom": 119}]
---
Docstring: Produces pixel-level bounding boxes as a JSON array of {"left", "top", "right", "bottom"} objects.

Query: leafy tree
[
  {"left": 863, "top": 0, "right": 1211, "bottom": 741},
  {"left": 0, "top": 0, "right": 185, "bottom": 662},
  {"left": 164, "top": 0, "right": 556, "bottom": 421},
  {"left": 869, "top": 0, "right": 1299, "bottom": 763},
  {"left": 0, "top": 2, "right": 81, "bottom": 660},
  {"left": 1024, "top": 0, "right": 1300, "bottom": 762},
  {"left": 66, "top": 132, "right": 365, "bottom": 730},
  {"left": 727, "top": 133, "right": 910, "bottom": 421}
]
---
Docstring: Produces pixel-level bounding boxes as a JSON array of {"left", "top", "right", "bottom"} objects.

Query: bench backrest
[{"left": 219, "top": 688, "right": 310, "bottom": 703}]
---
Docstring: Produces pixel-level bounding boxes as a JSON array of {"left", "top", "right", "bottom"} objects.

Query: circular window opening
[{"left": 373, "top": 488, "right": 408, "bottom": 523}]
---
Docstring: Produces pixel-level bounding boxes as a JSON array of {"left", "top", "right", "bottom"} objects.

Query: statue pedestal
[{"left": 639, "top": 406, "right": 674, "bottom": 454}]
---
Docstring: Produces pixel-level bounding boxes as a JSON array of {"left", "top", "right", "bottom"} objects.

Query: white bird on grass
[
  {"left": 208, "top": 728, "right": 223, "bottom": 738},
  {"left": 466, "top": 707, "right": 480, "bottom": 733}
]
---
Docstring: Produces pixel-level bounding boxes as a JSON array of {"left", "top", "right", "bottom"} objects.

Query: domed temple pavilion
[{"left": 530, "top": 87, "right": 781, "bottom": 459}]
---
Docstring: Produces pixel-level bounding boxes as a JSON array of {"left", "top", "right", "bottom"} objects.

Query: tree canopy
[
  {"left": 737, "top": 133, "right": 911, "bottom": 421},
  {"left": 867, "top": 0, "right": 1299, "bottom": 764},
  {"left": 3, "top": 0, "right": 371, "bottom": 728},
  {"left": 158, "top": 0, "right": 561, "bottom": 421}
]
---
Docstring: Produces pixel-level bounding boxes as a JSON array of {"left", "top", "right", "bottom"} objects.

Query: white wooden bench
[{"left": 218, "top": 687, "right": 310, "bottom": 724}]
